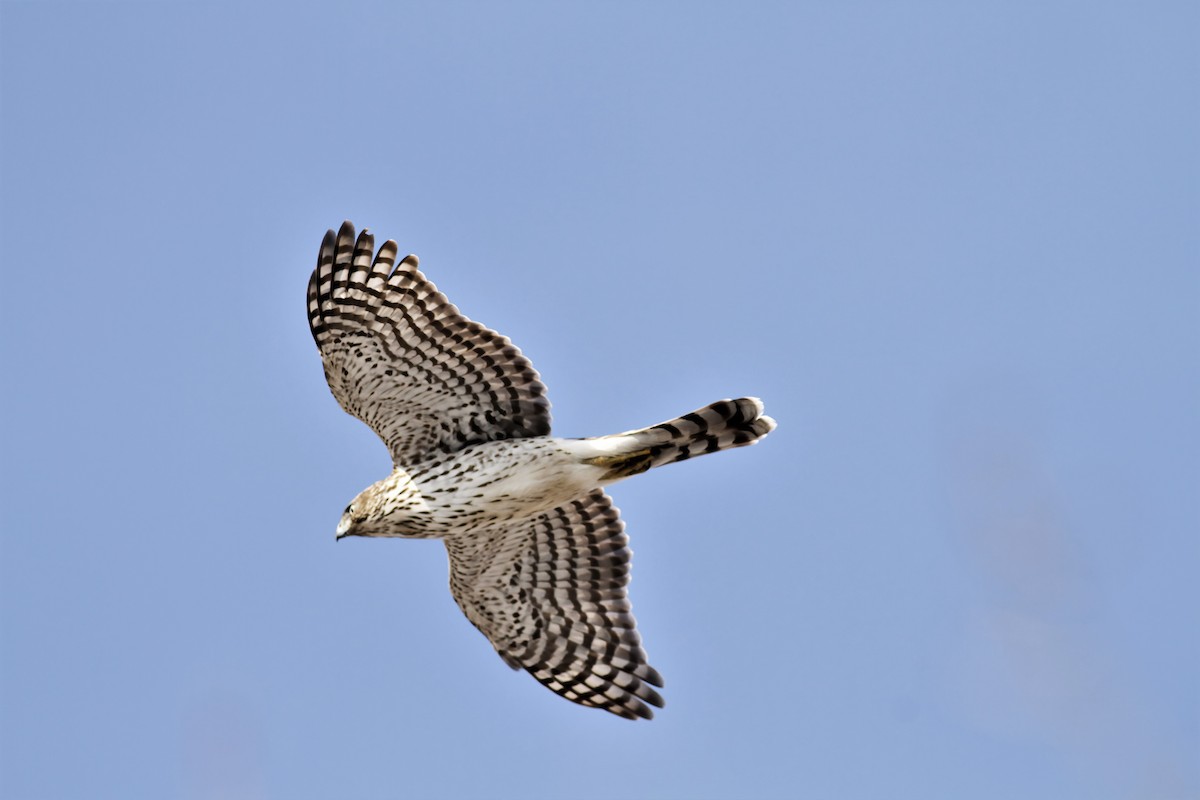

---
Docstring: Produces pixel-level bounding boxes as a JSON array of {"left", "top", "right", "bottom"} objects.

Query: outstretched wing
[
  {"left": 307, "top": 221, "right": 552, "bottom": 466},
  {"left": 445, "top": 490, "right": 664, "bottom": 720}
]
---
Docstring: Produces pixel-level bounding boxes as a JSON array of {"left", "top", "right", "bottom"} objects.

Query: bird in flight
[{"left": 308, "top": 221, "right": 775, "bottom": 719}]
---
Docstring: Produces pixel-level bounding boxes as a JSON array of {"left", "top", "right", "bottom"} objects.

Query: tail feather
[{"left": 588, "top": 398, "right": 775, "bottom": 479}]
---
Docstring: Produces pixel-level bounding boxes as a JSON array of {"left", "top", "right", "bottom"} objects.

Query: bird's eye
[{"left": 344, "top": 505, "right": 353, "bottom": 516}]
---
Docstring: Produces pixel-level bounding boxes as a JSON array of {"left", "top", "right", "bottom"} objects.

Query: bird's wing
[
  {"left": 307, "top": 221, "right": 552, "bottom": 466},
  {"left": 445, "top": 490, "right": 664, "bottom": 720}
]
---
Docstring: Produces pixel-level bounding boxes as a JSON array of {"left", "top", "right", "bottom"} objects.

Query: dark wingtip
[
  {"left": 639, "top": 684, "right": 665, "bottom": 710},
  {"left": 632, "top": 701, "right": 655, "bottom": 720}
]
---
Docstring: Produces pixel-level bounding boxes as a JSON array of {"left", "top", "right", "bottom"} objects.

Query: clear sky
[{"left": 1, "top": 3, "right": 1196, "bottom": 799}]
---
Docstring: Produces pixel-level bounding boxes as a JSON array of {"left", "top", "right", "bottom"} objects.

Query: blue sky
[{"left": 1, "top": 3, "right": 1196, "bottom": 799}]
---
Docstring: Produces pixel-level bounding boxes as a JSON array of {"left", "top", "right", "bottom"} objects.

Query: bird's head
[{"left": 335, "top": 473, "right": 426, "bottom": 540}]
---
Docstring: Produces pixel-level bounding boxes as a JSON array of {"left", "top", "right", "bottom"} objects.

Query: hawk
[{"left": 308, "top": 221, "right": 775, "bottom": 719}]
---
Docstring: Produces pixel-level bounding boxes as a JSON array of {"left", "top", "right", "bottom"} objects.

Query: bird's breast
[{"left": 415, "top": 438, "right": 596, "bottom": 529}]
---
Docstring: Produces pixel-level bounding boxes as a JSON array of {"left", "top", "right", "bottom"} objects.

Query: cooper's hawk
[{"left": 308, "top": 221, "right": 775, "bottom": 719}]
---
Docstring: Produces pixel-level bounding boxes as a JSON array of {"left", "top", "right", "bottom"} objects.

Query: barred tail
[{"left": 585, "top": 398, "right": 776, "bottom": 481}]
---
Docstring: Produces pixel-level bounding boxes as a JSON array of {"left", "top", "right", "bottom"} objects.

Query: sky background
[{"left": 1, "top": 3, "right": 1197, "bottom": 799}]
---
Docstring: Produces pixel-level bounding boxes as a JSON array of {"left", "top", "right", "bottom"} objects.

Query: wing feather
[
  {"left": 445, "top": 491, "right": 665, "bottom": 720},
  {"left": 308, "top": 221, "right": 552, "bottom": 465}
]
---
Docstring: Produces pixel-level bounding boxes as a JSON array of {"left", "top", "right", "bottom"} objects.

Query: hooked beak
[{"left": 336, "top": 516, "right": 353, "bottom": 541}]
